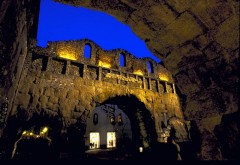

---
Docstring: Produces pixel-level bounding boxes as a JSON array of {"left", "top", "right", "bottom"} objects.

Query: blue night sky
[{"left": 37, "top": 0, "right": 160, "bottom": 63}]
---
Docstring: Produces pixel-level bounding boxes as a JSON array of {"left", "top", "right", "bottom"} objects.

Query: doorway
[
  {"left": 107, "top": 132, "right": 116, "bottom": 148},
  {"left": 89, "top": 132, "right": 100, "bottom": 149}
]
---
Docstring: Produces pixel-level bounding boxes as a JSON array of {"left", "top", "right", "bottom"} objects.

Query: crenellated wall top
[{"left": 33, "top": 39, "right": 174, "bottom": 82}]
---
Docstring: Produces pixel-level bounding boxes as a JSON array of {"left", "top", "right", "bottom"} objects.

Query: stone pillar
[
  {"left": 153, "top": 111, "right": 161, "bottom": 142},
  {"left": 83, "top": 64, "right": 87, "bottom": 79},
  {"left": 156, "top": 80, "right": 160, "bottom": 93},
  {"left": 117, "top": 73, "right": 120, "bottom": 84},
  {"left": 136, "top": 110, "right": 149, "bottom": 148},
  {"left": 163, "top": 111, "right": 168, "bottom": 127},
  {"left": 172, "top": 83, "right": 176, "bottom": 94},
  {"left": 126, "top": 73, "right": 129, "bottom": 85},
  {"left": 98, "top": 67, "right": 102, "bottom": 81},
  {"left": 65, "top": 61, "right": 70, "bottom": 75},
  {"left": 142, "top": 77, "right": 146, "bottom": 89},
  {"left": 46, "top": 57, "right": 52, "bottom": 72},
  {"left": 164, "top": 82, "right": 168, "bottom": 93},
  {"left": 148, "top": 78, "right": 152, "bottom": 90}
]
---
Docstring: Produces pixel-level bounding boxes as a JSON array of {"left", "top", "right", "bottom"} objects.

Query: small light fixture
[
  {"left": 42, "top": 127, "right": 48, "bottom": 133},
  {"left": 40, "top": 126, "right": 49, "bottom": 135},
  {"left": 139, "top": 147, "right": 143, "bottom": 153},
  {"left": 22, "top": 131, "right": 27, "bottom": 136},
  {"left": 117, "top": 113, "right": 123, "bottom": 126},
  {"left": 110, "top": 116, "right": 116, "bottom": 125}
]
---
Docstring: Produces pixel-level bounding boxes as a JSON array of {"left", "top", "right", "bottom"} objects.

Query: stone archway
[
  {"left": 87, "top": 94, "right": 157, "bottom": 158},
  {"left": 0, "top": 0, "right": 239, "bottom": 160},
  {"left": 52, "top": 0, "right": 239, "bottom": 160}
]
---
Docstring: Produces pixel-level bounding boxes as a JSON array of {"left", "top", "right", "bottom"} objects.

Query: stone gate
[{"left": 8, "top": 39, "right": 189, "bottom": 151}]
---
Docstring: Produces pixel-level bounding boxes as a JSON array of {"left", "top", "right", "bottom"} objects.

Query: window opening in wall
[
  {"left": 84, "top": 44, "right": 91, "bottom": 59},
  {"left": 89, "top": 132, "right": 100, "bottom": 149},
  {"left": 107, "top": 132, "right": 116, "bottom": 148},
  {"left": 120, "top": 53, "right": 126, "bottom": 67},
  {"left": 148, "top": 61, "right": 154, "bottom": 73},
  {"left": 37, "top": 0, "right": 161, "bottom": 62}
]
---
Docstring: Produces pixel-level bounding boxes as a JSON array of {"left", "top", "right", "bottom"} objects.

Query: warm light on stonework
[
  {"left": 98, "top": 60, "right": 111, "bottom": 68},
  {"left": 133, "top": 70, "right": 144, "bottom": 76},
  {"left": 58, "top": 50, "right": 77, "bottom": 60},
  {"left": 57, "top": 45, "right": 77, "bottom": 60},
  {"left": 159, "top": 74, "right": 169, "bottom": 82}
]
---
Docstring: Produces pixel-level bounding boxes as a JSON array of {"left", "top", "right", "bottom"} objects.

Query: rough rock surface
[
  {"left": 0, "top": 0, "right": 239, "bottom": 160},
  {"left": 53, "top": 0, "right": 239, "bottom": 160}
]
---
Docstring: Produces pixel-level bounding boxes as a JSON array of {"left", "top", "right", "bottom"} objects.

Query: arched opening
[
  {"left": 36, "top": 0, "right": 161, "bottom": 63},
  {"left": 120, "top": 53, "right": 126, "bottom": 67},
  {"left": 85, "top": 104, "right": 132, "bottom": 150},
  {"left": 85, "top": 95, "right": 157, "bottom": 159},
  {"left": 84, "top": 44, "right": 91, "bottom": 59},
  {"left": 147, "top": 61, "right": 154, "bottom": 74}
]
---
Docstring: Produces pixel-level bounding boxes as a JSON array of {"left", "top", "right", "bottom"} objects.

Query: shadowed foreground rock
[{"left": 0, "top": 0, "right": 239, "bottom": 160}]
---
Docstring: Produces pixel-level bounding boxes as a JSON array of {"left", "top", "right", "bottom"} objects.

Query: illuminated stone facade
[
  {"left": 0, "top": 0, "right": 239, "bottom": 160},
  {"left": 10, "top": 39, "right": 189, "bottom": 148}
]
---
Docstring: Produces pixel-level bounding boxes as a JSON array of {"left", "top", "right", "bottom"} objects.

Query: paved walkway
[{"left": 85, "top": 148, "right": 133, "bottom": 160}]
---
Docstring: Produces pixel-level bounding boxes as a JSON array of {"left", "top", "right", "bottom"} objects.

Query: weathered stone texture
[
  {"left": 11, "top": 41, "right": 187, "bottom": 146},
  {"left": 0, "top": 0, "right": 40, "bottom": 110},
  {"left": 161, "top": 12, "right": 203, "bottom": 47},
  {"left": 0, "top": 0, "right": 239, "bottom": 160},
  {"left": 200, "top": 129, "right": 222, "bottom": 160},
  {"left": 166, "top": 0, "right": 193, "bottom": 13},
  {"left": 190, "top": 0, "right": 233, "bottom": 29},
  {"left": 214, "top": 15, "right": 239, "bottom": 49},
  {"left": 15, "top": 93, "right": 30, "bottom": 108},
  {"left": 214, "top": 111, "right": 240, "bottom": 159}
]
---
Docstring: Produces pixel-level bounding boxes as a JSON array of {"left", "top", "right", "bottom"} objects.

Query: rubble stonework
[
  {"left": 12, "top": 40, "right": 188, "bottom": 145},
  {"left": 0, "top": 0, "right": 239, "bottom": 160}
]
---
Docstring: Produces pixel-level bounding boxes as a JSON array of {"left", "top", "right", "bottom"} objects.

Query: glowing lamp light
[
  {"left": 98, "top": 60, "right": 111, "bottom": 68},
  {"left": 22, "top": 131, "right": 27, "bottom": 136},
  {"left": 41, "top": 127, "right": 48, "bottom": 134},
  {"left": 21, "top": 127, "right": 51, "bottom": 139},
  {"left": 139, "top": 147, "right": 143, "bottom": 153},
  {"left": 133, "top": 70, "right": 143, "bottom": 76}
]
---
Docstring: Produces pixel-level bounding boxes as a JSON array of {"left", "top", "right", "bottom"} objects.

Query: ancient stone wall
[
  {"left": 0, "top": 0, "right": 40, "bottom": 127},
  {"left": 11, "top": 40, "right": 187, "bottom": 143},
  {"left": 1, "top": 0, "right": 238, "bottom": 160},
  {"left": 54, "top": 0, "right": 240, "bottom": 160}
]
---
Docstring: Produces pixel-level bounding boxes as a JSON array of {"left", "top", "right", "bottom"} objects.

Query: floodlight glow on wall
[
  {"left": 159, "top": 74, "right": 169, "bottom": 82},
  {"left": 133, "top": 69, "right": 144, "bottom": 76},
  {"left": 57, "top": 50, "right": 77, "bottom": 60},
  {"left": 98, "top": 60, "right": 111, "bottom": 68},
  {"left": 57, "top": 45, "right": 77, "bottom": 60}
]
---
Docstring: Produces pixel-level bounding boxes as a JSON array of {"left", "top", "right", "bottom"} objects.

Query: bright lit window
[
  {"left": 89, "top": 132, "right": 100, "bottom": 149},
  {"left": 107, "top": 132, "right": 116, "bottom": 148}
]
